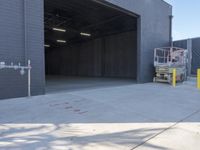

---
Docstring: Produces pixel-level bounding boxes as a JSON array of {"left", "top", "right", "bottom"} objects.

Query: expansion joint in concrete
[{"left": 130, "top": 108, "right": 200, "bottom": 150}]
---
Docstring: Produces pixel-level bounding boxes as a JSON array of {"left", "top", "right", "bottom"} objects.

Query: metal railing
[{"left": 154, "top": 47, "right": 188, "bottom": 67}]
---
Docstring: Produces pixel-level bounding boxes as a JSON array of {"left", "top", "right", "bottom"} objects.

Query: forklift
[{"left": 153, "top": 47, "right": 188, "bottom": 84}]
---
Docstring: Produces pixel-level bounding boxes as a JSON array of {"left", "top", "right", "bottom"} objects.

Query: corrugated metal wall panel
[
  {"left": 0, "top": 0, "right": 44, "bottom": 99},
  {"left": 46, "top": 31, "right": 137, "bottom": 78},
  {"left": 192, "top": 38, "right": 200, "bottom": 74}
]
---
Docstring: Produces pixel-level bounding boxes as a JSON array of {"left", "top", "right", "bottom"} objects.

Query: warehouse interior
[{"left": 44, "top": 0, "right": 138, "bottom": 93}]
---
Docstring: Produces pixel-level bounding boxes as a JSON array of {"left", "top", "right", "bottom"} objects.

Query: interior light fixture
[
  {"left": 80, "top": 32, "right": 91, "bottom": 37},
  {"left": 45, "top": 44, "right": 50, "bottom": 47},
  {"left": 53, "top": 28, "right": 66, "bottom": 32},
  {"left": 57, "top": 40, "right": 66, "bottom": 43}
]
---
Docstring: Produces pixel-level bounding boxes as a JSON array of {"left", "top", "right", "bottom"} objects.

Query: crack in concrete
[{"left": 131, "top": 108, "right": 200, "bottom": 150}]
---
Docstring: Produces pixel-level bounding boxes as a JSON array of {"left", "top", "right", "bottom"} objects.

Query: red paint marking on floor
[
  {"left": 65, "top": 106, "right": 73, "bottom": 109},
  {"left": 79, "top": 111, "right": 88, "bottom": 115},
  {"left": 74, "top": 109, "right": 81, "bottom": 112}
]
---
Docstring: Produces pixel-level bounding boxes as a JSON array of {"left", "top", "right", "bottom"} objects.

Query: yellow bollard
[
  {"left": 172, "top": 68, "right": 176, "bottom": 87},
  {"left": 198, "top": 69, "right": 200, "bottom": 89}
]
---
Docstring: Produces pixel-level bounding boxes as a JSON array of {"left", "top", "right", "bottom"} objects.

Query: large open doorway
[{"left": 44, "top": 0, "right": 139, "bottom": 93}]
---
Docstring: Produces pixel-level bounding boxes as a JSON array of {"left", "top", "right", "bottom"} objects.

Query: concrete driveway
[{"left": 0, "top": 79, "right": 200, "bottom": 150}]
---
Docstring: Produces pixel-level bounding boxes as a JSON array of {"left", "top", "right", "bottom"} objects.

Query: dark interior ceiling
[{"left": 44, "top": 0, "right": 137, "bottom": 48}]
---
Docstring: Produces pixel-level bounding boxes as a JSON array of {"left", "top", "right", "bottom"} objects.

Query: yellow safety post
[
  {"left": 172, "top": 68, "right": 176, "bottom": 87},
  {"left": 197, "top": 69, "right": 200, "bottom": 89}
]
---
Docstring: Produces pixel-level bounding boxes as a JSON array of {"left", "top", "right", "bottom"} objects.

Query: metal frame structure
[
  {"left": 154, "top": 47, "right": 188, "bottom": 67},
  {"left": 154, "top": 47, "right": 188, "bottom": 84}
]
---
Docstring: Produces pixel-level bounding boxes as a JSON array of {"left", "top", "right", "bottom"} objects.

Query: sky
[{"left": 164, "top": 0, "right": 200, "bottom": 40}]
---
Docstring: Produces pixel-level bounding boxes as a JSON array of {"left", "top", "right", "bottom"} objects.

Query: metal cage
[{"left": 154, "top": 47, "right": 188, "bottom": 67}]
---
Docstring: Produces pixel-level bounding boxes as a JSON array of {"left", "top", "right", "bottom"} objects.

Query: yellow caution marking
[
  {"left": 173, "top": 68, "right": 176, "bottom": 87},
  {"left": 197, "top": 69, "right": 200, "bottom": 89}
]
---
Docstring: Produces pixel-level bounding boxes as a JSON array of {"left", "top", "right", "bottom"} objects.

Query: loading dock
[
  {"left": 44, "top": 0, "right": 138, "bottom": 93},
  {"left": 0, "top": 0, "right": 172, "bottom": 99}
]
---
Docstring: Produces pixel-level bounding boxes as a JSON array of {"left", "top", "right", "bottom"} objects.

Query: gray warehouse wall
[
  {"left": 0, "top": 0, "right": 45, "bottom": 99},
  {"left": 0, "top": 0, "right": 171, "bottom": 99},
  {"left": 46, "top": 31, "right": 137, "bottom": 78},
  {"left": 101, "top": 0, "right": 172, "bottom": 82}
]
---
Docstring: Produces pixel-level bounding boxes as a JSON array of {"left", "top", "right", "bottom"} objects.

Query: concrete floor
[
  {"left": 46, "top": 76, "right": 136, "bottom": 94},
  {"left": 0, "top": 77, "right": 200, "bottom": 150}
]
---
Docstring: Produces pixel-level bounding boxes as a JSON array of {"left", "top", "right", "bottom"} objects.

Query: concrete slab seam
[{"left": 130, "top": 108, "right": 200, "bottom": 150}]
